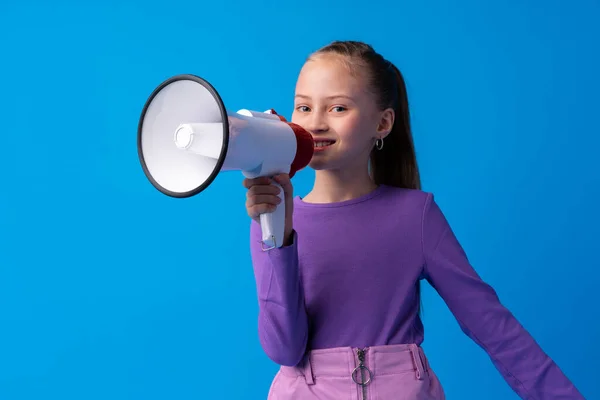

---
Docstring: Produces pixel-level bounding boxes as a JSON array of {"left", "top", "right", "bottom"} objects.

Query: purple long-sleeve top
[{"left": 249, "top": 185, "right": 582, "bottom": 399}]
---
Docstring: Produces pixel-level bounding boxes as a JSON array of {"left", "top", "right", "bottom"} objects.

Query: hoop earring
[{"left": 375, "top": 138, "right": 384, "bottom": 150}]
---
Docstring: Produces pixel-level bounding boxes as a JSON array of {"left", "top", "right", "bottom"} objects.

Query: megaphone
[{"left": 137, "top": 74, "right": 315, "bottom": 251}]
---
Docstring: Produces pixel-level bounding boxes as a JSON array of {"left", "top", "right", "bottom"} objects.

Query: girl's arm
[
  {"left": 421, "top": 193, "right": 584, "bottom": 399},
  {"left": 249, "top": 220, "right": 309, "bottom": 367}
]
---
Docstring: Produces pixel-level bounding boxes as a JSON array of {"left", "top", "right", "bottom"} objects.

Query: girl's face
[{"left": 291, "top": 54, "right": 394, "bottom": 172}]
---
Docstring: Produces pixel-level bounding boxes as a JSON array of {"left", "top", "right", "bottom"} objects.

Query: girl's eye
[
  {"left": 296, "top": 105, "right": 311, "bottom": 112},
  {"left": 331, "top": 106, "right": 346, "bottom": 112}
]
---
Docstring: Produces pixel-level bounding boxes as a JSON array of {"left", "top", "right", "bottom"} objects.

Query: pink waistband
[{"left": 280, "top": 343, "right": 430, "bottom": 385}]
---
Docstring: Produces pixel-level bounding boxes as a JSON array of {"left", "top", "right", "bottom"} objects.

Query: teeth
[{"left": 315, "top": 141, "right": 334, "bottom": 148}]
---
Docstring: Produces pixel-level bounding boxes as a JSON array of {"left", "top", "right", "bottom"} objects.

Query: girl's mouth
[{"left": 314, "top": 140, "right": 335, "bottom": 151}]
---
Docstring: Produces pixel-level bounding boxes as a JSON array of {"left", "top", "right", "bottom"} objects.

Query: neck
[{"left": 304, "top": 163, "right": 378, "bottom": 204}]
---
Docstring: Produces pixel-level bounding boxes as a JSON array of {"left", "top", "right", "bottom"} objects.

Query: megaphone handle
[{"left": 259, "top": 182, "right": 286, "bottom": 251}]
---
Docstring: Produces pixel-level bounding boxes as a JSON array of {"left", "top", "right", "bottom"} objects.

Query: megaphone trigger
[
  {"left": 138, "top": 74, "right": 315, "bottom": 251},
  {"left": 259, "top": 180, "right": 286, "bottom": 251}
]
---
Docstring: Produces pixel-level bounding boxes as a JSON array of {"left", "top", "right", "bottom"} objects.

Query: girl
[{"left": 242, "top": 41, "right": 583, "bottom": 399}]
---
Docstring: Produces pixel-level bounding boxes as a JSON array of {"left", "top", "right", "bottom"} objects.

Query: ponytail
[{"left": 370, "top": 62, "right": 421, "bottom": 190}]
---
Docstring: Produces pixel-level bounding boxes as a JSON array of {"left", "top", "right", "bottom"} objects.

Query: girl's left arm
[{"left": 421, "top": 192, "right": 584, "bottom": 400}]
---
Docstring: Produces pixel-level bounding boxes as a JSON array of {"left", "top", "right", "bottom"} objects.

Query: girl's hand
[{"left": 243, "top": 174, "right": 294, "bottom": 246}]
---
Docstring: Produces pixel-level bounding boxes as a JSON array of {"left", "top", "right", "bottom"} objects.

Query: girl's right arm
[{"left": 244, "top": 175, "right": 309, "bottom": 367}]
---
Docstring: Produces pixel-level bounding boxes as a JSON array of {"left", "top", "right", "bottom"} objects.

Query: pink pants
[{"left": 267, "top": 344, "right": 445, "bottom": 400}]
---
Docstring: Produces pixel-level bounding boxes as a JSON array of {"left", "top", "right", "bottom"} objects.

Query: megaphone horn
[{"left": 137, "top": 74, "right": 314, "bottom": 251}]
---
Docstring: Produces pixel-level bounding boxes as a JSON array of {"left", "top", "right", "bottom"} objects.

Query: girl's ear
[{"left": 376, "top": 107, "right": 395, "bottom": 139}]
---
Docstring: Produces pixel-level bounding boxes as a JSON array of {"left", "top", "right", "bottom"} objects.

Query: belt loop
[
  {"left": 409, "top": 344, "right": 425, "bottom": 381},
  {"left": 303, "top": 354, "right": 315, "bottom": 385},
  {"left": 418, "top": 347, "right": 429, "bottom": 373}
]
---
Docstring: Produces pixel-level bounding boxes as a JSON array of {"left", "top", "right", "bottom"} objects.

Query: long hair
[{"left": 311, "top": 41, "right": 423, "bottom": 315}]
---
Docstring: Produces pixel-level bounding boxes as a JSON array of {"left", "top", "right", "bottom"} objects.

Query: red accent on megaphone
[
  {"left": 288, "top": 123, "right": 315, "bottom": 178},
  {"left": 268, "top": 109, "right": 288, "bottom": 122}
]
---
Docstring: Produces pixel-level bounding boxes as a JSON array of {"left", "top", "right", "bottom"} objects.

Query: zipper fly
[{"left": 352, "top": 347, "right": 372, "bottom": 400}]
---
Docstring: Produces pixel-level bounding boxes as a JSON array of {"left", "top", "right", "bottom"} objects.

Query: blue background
[{"left": 1, "top": 0, "right": 598, "bottom": 399}]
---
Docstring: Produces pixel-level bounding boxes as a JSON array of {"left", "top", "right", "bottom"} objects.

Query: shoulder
[
  {"left": 381, "top": 186, "right": 456, "bottom": 250},
  {"left": 379, "top": 186, "right": 448, "bottom": 227},
  {"left": 379, "top": 185, "right": 433, "bottom": 211}
]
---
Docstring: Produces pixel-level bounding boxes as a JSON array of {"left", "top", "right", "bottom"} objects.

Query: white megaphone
[{"left": 137, "top": 74, "right": 314, "bottom": 251}]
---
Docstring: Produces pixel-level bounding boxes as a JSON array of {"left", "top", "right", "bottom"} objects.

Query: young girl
[{"left": 242, "top": 41, "right": 583, "bottom": 399}]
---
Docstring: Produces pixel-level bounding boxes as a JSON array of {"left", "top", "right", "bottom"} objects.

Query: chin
[{"left": 308, "top": 158, "right": 330, "bottom": 170}]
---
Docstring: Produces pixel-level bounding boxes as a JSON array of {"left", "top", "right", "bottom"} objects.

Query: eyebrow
[{"left": 295, "top": 94, "right": 354, "bottom": 101}]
